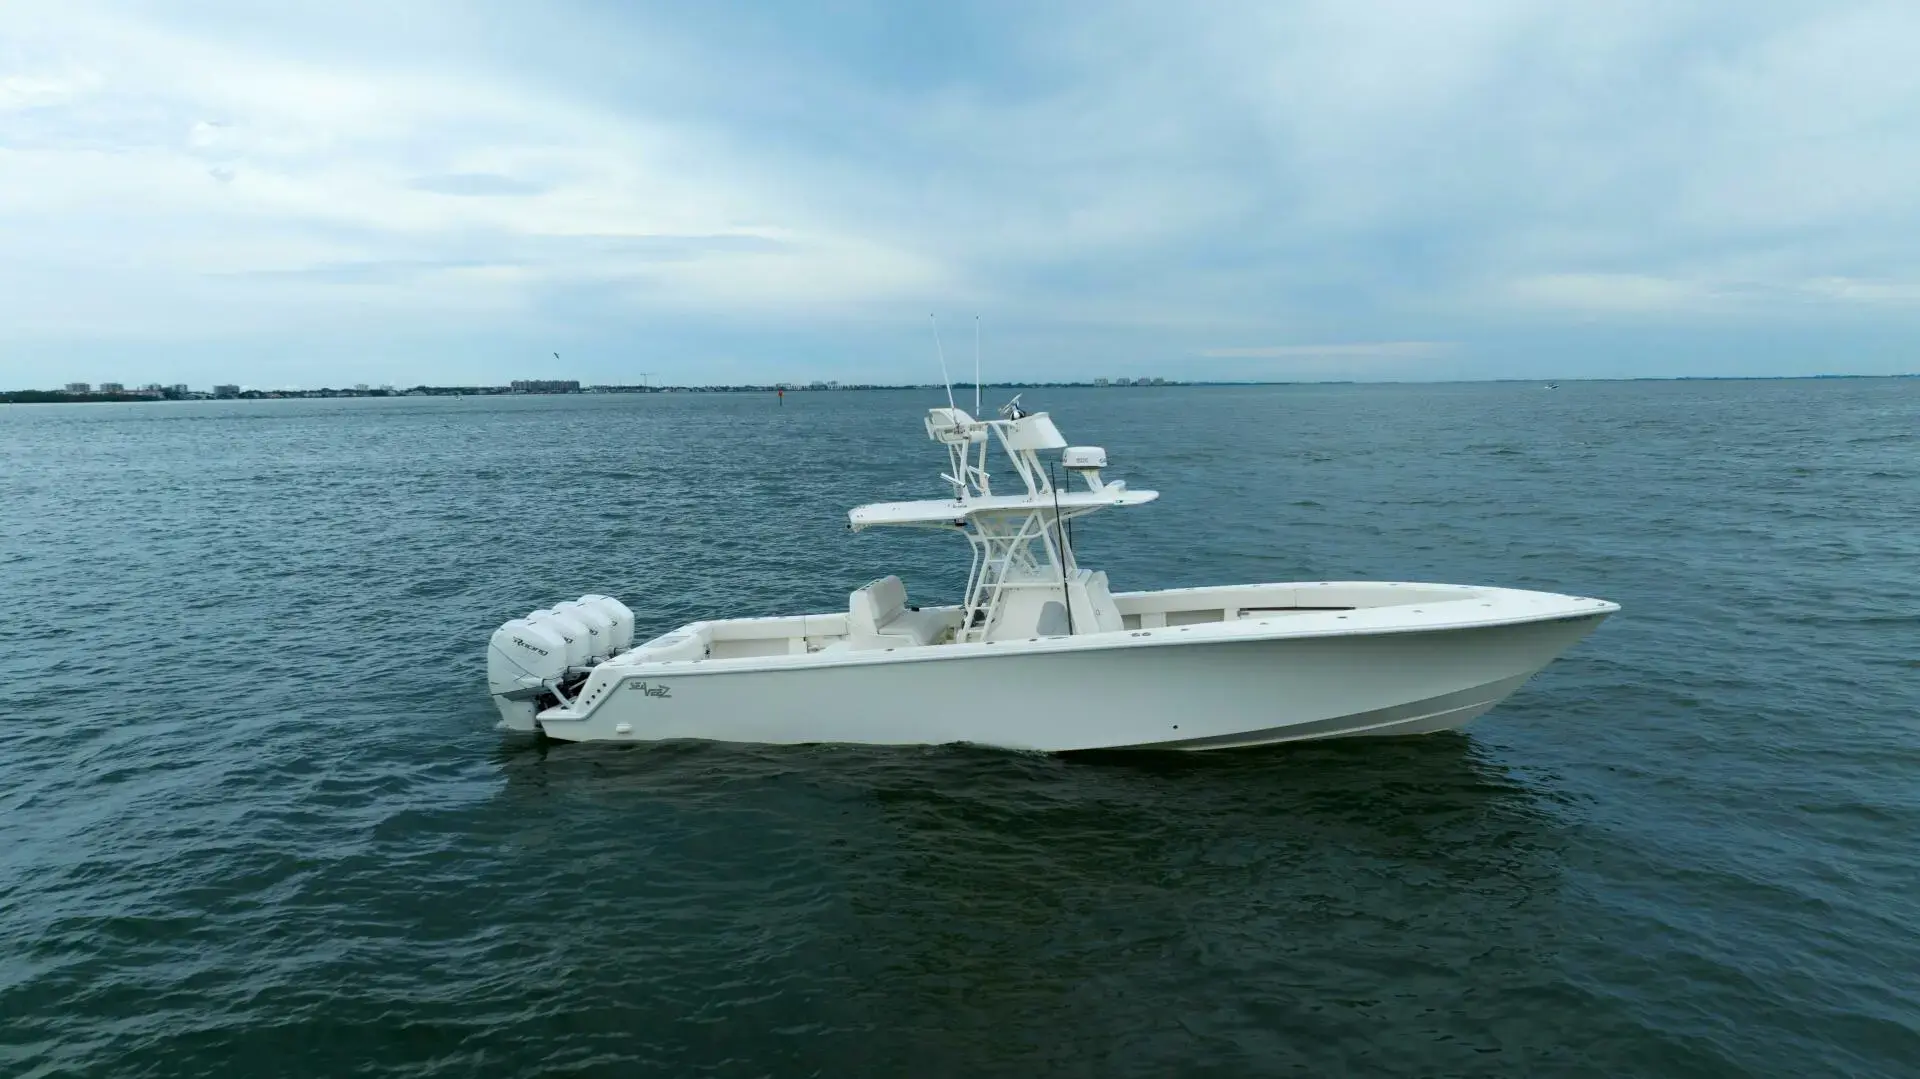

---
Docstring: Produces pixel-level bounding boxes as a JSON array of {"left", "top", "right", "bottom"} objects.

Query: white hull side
[{"left": 531, "top": 614, "right": 1607, "bottom": 752}]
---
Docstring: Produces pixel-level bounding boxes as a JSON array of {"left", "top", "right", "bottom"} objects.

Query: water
[{"left": 2, "top": 380, "right": 1916, "bottom": 1077}]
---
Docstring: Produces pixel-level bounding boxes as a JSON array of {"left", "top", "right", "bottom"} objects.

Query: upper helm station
[{"left": 847, "top": 396, "right": 1159, "bottom": 644}]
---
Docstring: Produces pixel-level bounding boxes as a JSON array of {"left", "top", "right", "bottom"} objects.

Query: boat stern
[{"left": 486, "top": 595, "right": 635, "bottom": 732}]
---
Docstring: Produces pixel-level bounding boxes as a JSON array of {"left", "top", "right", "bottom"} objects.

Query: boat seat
[
  {"left": 849, "top": 575, "right": 946, "bottom": 647},
  {"left": 625, "top": 630, "right": 707, "bottom": 663}
]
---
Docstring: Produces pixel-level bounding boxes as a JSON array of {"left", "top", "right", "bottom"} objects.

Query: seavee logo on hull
[{"left": 625, "top": 680, "right": 672, "bottom": 699}]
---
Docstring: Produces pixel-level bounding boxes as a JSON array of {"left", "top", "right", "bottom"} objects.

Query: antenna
[
  {"left": 1051, "top": 463, "right": 1075, "bottom": 637},
  {"left": 931, "top": 314, "right": 955, "bottom": 410},
  {"left": 973, "top": 316, "right": 982, "bottom": 414}
]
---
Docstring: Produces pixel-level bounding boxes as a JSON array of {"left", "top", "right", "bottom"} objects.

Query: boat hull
[{"left": 528, "top": 612, "right": 1609, "bottom": 752}]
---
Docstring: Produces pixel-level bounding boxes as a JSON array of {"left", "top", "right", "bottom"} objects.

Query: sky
[{"left": 3, "top": 0, "right": 1919, "bottom": 388}]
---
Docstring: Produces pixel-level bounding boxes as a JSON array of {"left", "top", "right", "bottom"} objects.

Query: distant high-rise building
[
  {"left": 509, "top": 379, "right": 580, "bottom": 393},
  {"left": 99, "top": 382, "right": 125, "bottom": 392},
  {"left": 65, "top": 382, "right": 90, "bottom": 392},
  {"left": 169, "top": 384, "right": 189, "bottom": 395},
  {"left": 1113, "top": 378, "right": 1132, "bottom": 387},
  {"left": 1094, "top": 377, "right": 1109, "bottom": 387},
  {"left": 213, "top": 384, "right": 240, "bottom": 397}
]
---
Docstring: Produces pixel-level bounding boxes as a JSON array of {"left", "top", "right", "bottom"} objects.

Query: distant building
[
  {"left": 510, "top": 379, "right": 580, "bottom": 393},
  {"left": 1093, "top": 377, "right": 1109, "bottom": 387},
  {"left": 169, "top": 384, "right": 189, "bottom": 396},
  {"left": 354, "top": 383, "right": 369, "bottom": 392},
  {"left": 64, "top": 382, "right": 90, "bottom": 392},
  {"left": 99, "top": 382, "right": 125, "bottom": 392},
  {"left": 1112, "top": 378, "right": 1132, "bottom": 387},
  {"left": 213, "top": 384, "right": 240, "bottom": 398}
]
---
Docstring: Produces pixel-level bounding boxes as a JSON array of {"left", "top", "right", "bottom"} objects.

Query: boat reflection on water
[{"left": 486, "top": 734, "right": 1575, "bottom": 1070}]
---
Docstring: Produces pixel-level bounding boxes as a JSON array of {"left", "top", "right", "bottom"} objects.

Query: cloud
[
  {"left": 0, "top": 70, "right": 104, "bottom": 111},
  {"left": 0, "top": 2, "right": 954, "bottom": 310},
  {"left": 1505, "top": 274, "right": 1712, "bottom": 315},
  {"left": 4, "top": 0, "right": 1920, "bottom": 386},
  {"left": 1199, "top": 342, "right": 1455, "bottom": 361},
  {"left": 408, "top": 172, "right": 550, "bottom": 197},
  {"left": 1803, "top": 276, "right": 1920, "bottom": 305}
]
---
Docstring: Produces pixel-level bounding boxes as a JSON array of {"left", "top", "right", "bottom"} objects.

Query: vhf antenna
[
  {"left": 931, "top": 314, "right": 955, "bottom": 410},
  {"left": 973, "top": 315, "right": 982, "bottom": 414},
  {"left": 1051, "top": 462, "right": 1075, "bottom": 636}
]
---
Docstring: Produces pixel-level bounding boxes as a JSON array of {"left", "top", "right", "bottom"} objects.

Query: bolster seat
[{"left": 849, "top": 575, "right": 946, "bottom": 647}]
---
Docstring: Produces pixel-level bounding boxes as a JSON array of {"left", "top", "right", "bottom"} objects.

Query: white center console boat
[{"left": 487, "top": 397, "right": 1617, "bottom": 751}]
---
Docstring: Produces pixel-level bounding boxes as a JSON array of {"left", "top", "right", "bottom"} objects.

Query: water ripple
[{"left": 3, "top": 380, "right": 1919, "bottom": 1077}]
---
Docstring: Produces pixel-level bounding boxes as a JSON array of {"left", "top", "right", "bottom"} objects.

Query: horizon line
[{"left": 6, "top": 371, "right": 1917, "bottom": 400}]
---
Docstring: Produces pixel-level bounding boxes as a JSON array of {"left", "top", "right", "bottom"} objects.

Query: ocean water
[{"left": 2, "top": 379, "right": 1916, "bottom": 1077}]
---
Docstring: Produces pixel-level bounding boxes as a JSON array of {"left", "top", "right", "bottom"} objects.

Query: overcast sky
[{"left": 4, "top": 0, "right": 1919, "bottom": 388}]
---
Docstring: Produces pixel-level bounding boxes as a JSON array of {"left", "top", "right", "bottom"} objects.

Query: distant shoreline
[{"left": 3, "top": 372, "right": 1913, "bottom": 404}]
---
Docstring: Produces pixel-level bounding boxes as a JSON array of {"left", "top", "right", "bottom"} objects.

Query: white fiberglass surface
[{"left": 1114, "top": 582, "right": 1491, "bottom": 613}]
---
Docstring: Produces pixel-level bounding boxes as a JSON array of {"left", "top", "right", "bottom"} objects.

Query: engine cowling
[
  {"left": 579, "top": 594, "right": 635, "bottom": 653},
  {"left": 487, "top": 618, "right": 569, "bottom": 730},
  {"left": 527, "top": 608, "right": 593, "bottom": 667},
  {"left": 554, "top": 599, "right": 615, "bottom": 660}
]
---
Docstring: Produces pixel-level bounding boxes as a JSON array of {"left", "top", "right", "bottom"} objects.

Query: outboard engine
[
  {"left": 554, "top": 599, "right": 615, "bottom": 660},
  {"left": 528, "top": 608, "right": 593, "bottom": 667},
  {"left": 487, "top": 594, "right": 637, "bottom": 732},
  {"left": 579, "top": 595, "right": 635, "bottom": 653},
  {"left": 487, "top": 618, "right": 570, "bottom": 731}
]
